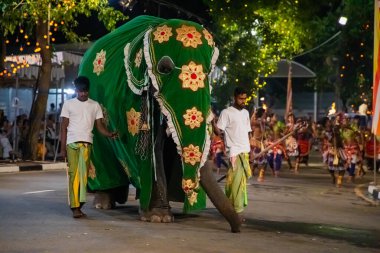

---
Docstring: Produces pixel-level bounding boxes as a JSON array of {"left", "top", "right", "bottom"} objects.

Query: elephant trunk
[{"left": 200, "top": 160, "right": 241, "bottom": 233}]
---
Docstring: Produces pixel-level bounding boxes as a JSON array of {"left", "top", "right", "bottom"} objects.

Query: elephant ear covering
[
  {"left": 78, "top": 16, "right": 165, "bottom": 200},
  {"left": 144, "top": 19, "right": 219, "bottom": 212}
]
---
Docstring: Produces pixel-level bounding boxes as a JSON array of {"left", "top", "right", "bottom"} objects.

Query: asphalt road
[{"left": 0, "top": 156, "right": 379, "bottom": 253}]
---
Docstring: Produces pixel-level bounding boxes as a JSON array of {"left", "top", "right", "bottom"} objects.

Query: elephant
[{"left": 78, "top": 15, "right": 241, "bottom": 232}]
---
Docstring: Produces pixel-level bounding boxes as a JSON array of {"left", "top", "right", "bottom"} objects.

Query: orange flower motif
[
  {"left": 183, "top": 107, "right": 204, "bottom": 129},
  {"left": 126, "top": 108, "right": 141, "bottom": 136},
  {"left": 183, "top": 144, "right": 202, "bottom": 165},
  {"left": 188, "top": 191, "right": 198, "bottom": 205},
  {"left": 153, "top": 25, "right": 173, "bottom": 43},
  {"left": 182, "top": 178, "right": 199, "bottom": 205},
  {"left": 182, "top": 178, "right": 197, "bottom": 194},
  {"left": 176, "top": 25, "right": 202, "bottom": 48},
  {"left": 93, "top": 49, "right": 106, "bottom": 76},
  {"left": 179, "top": 61, "right": 206, "bottom": 91},
  {"left": 202, "top": 29, "right": 214, "bottom": 46}
]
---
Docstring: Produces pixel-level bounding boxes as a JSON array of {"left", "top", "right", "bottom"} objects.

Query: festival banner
[{"left": 372, "top": 0, "right": 380, "bottom": 136}]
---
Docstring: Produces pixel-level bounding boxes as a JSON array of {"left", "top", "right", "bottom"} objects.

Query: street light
[
  {"left": 338, "top": 16, "right": 348, "bottom": 26},
  {"left": 291, "top": 16, "right": 348, "bottom": 122}
]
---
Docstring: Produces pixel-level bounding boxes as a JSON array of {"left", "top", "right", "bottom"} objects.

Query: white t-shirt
[
  {"left": 60, "top": 98, "right": 104, "bottom": 144},
  {"left": 217, "top": 106, "right": 252, "bottom": 157}
]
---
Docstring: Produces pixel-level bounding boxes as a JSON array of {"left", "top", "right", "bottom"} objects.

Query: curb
[
  {"left": 355, "top": 184, "right": 379, "bottom": 206},
  {"left": 0, "top": 162, "right": 66, "bottom": 173},
  {"left": 368, "top": 184, "right": 380, "bottom": 201}
]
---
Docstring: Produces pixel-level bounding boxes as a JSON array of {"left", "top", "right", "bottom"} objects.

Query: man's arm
[
  {"left": 60, "top": 117, "right": 69, "bottom": 158},
  {"left": 212, "top": 118, "right": 223, "bottom": 136},
  {"left": 95, "top": 118, "right": 118, "bottom": 139}
]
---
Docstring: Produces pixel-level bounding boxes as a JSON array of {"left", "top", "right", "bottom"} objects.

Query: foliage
[
  {"left": 0, "top": 0, "right": 127, "bottom": 43},
  {"left": 203, "top": 0, "right": 317, "bottom": 106},
  {"left": 204, "top": 0, "right": 374, "bottom": 112},
  {"left": 0, "top": 0, "right": 127, "bottom": 160},
  {"left": 338, "top": 0, "right": 373, "bottom": 110},
  {"left": 302, "top": 0, "right": 373, "bottom": 111}
]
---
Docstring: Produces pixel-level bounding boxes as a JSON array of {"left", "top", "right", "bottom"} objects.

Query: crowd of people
[
  {"left": 209, "top": 87, "right": 380, "bottom": 222},
  {"left": 0, "top": 105, "right": 61, "bottom": 161},
  {"left": 210, "top": 97, "right": 379, "bottom": 189}
]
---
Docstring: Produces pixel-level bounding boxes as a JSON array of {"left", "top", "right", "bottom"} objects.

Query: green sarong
[
  {"left": 67, "top": 143, "right": 92, "bottom": 208},
  {"left": 225, "top": 153, "right": 251, "bottom": 213}
]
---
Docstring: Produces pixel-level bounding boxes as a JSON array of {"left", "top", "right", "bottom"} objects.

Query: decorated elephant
[{"left": 78, "top": 15, "right": 241, "bottom": 232}]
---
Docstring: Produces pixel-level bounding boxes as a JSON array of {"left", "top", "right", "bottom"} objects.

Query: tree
[
  {"left": 337, "top": 0, "right": 373, "bottom": 111},
  {"left": 202, "top": 1, "right": 352, "bottom": 109},
  {"left": 0, "top": 0, "right": 127, "bottom": 160},
  {"left": 203, "top": 0, "right": 320, "bottom": 104},
  {"left": 204, "top": 0, "right": 374, "bottom": 113},
  {"left": 298, "top": 0, "right": 373, "bottom": 112}
]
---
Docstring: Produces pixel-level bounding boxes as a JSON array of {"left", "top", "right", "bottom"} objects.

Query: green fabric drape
[{"left": 78, "top": 15, "right": 218, "bottom": 212}]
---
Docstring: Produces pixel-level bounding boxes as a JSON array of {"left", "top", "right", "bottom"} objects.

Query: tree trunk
[
  {"left": 0, "top": 33, "right": 5, "bottom": 71},
  {"left": 24, "top": 19, "right": 52, "bottom": 160}
]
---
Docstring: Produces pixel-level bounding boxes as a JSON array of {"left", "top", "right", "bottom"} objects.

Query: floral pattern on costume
[
  {"left": 134, "top": 48, "right": 143, "bottom": 68},
  {"left": 179, "top": 61, "right": 206, "bottom": 91},
  {"left": 202, "top": 29, "right": 214, "bottom": 46},
  {"left": 153, "top": 25, "right": 173, "bottom": 43},
  {"left": 126, "top": 108, "right": 141, "bottom": 136},
  {"left": 183, "top": 107, "right": 204, "bottom": 129},
  {"left": 182, "top": 178, "right": 199, "bottom": 205},
  {"left": 93, "top": 49, "right": 106, "bottom": 76},
  {"left": 176, "top": 25, "right": 202, "bottom": 48},
  {"left": 183, "top": 144, "right": 202, "bottom": 165}
]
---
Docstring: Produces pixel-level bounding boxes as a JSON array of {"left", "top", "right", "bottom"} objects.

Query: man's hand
[{"left": 109, "top": 131, "right": 119, "bottom": 139}]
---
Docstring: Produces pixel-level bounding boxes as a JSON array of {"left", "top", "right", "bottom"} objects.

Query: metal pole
[
  {"left": 42, "top": 112, "right": 47, "bottom": 161},
  {"left": 374, "top": 136, "right": 377, "bottom": 185},
  {"left": 313, "top": 89, "right": 318, "bottom": 122},
  {"left": 12, "top": 74, "right": 19, "bottom": 161}
]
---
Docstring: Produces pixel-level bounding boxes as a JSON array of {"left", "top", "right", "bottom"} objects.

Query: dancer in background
[{"left": 250, "top": 107, "right": 268, "bottom": 182}]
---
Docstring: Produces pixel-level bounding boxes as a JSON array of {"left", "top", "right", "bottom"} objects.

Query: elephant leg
[
  {"left": 93, "top": 185, "right": 130, "bottom": 210},
  {"left": 200, "top": 160, "right": 242, "bottom": 233},
  {"left": 139, "top": 122, "right": 174, "bottom": 223}
]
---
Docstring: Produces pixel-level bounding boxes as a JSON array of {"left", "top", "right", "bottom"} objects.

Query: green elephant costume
[{"left": 78, "top": 16, "right": 241, "bottom": 232}]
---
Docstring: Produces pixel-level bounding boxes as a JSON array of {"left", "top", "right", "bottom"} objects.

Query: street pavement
[{"left": 0, "top": 152, "right": 379, "bottom": 253}]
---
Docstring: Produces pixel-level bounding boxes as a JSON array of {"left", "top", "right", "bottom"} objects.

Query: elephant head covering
[{"left": 78, "top": 15, "right": 218, "bottom": 212}]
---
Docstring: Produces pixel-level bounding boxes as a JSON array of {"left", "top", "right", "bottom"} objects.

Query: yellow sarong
[
  {"left": 67, "top": 142, "right": 91, "bottom": 208},
  {"left": 225, "top": 153, "right": 251, "bottom": 213}
]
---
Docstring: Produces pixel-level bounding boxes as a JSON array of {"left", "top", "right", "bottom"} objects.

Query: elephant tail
[{"left": 200, "top": 160, "right": 241, "bottom": 233}]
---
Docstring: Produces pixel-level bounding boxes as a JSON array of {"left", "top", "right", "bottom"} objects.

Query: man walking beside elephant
[
  {"left": 213, "top": 87, "right": 252, "bottom": 221},
  {"left": 60, "top": 76, "right": 118, "bottom": 218}
]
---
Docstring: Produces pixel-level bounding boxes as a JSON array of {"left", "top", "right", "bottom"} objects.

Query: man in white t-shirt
[
  {"left": 60, "top": 76, "right": 118, "bottom": 218},
  {"left": 213, "top": 87, "right": 252, "bottom": 221}
]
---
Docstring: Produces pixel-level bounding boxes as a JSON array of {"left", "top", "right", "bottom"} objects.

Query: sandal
[{"left": 72, "top": 208, "right": 82, "bottom": 218}]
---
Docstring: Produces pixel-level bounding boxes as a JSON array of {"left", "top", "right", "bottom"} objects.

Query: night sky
[
  {"left": 5, "top": 0, "right": 211, "bottom": 55},
  {"left": 77, "top": 0, "right": 211, "bottom": 41}
]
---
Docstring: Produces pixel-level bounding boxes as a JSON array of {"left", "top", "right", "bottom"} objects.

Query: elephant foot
[
  {"left": 92, "top": 186, "right": 129, "bottom": 210},
  {"left": 93, "top": 191, "right": 116, "bottom": 210},
  {"left": 139, "top": 207, "right": 174, "bottom": 223}
]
